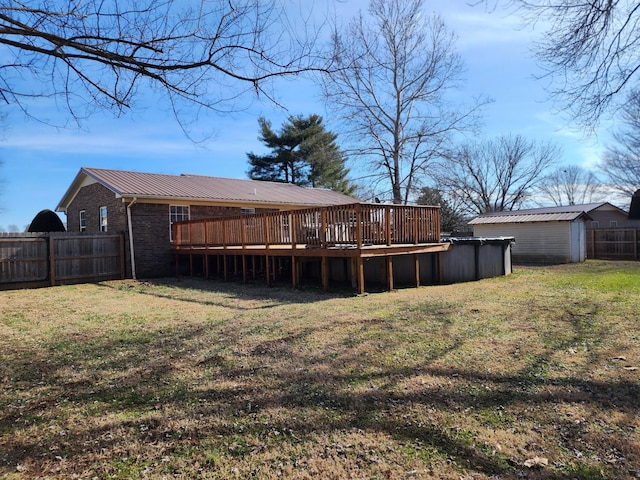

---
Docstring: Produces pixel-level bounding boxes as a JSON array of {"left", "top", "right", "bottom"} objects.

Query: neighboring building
[
  {"left": 578, "top": 202, "right": 635, "bottom": 229},
  {"left": 469, "top": 202, "right": 638, "bottom": 264},
  {"left": 56, "top": 167, "right": 358, "bottom": 278}
]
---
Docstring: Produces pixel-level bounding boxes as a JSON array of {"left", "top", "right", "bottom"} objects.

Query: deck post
[
  {"left": 386, "top": 256, "right": 394, "bottom": 291},
  {"left": 355, "top": 203, "right": 363, "bottom": 249},
  {"left": 321, "top": 210, "right": 327, "bottom": 248},
  {"left": 357, "top": 256, "right": 365, "bottom": 294},
  {"left": 385, "top": 206, "right": 392, "bottom": 246},
  {"left": 414, "top": 253, "right": 420, "bottom": 288},
  {"left": 437, "top": 252, "right": 443, "bottom": 284},
  {"left": 223, "top": 254, "right": 228, "bottom": 281},
  {"left": 252, "top": 256, "right": 257, "bottom": 280},
  {"left": 242, "top": 255, "right": 247, "bottom": 283},
  {"left": 634, "top": 229, "right": 638, "bottom": 260},
  {"left": 265, "top": 255, "right": 271, "bottom": 286},
  {"left": 291, "top": 256, "right": 297, "bottom": 288},
  {"left": 321, "top": 256, "right": 329, "bottom": 291},
  {"left": 351, "top": 258, "right": 357, "bottom": 289}
]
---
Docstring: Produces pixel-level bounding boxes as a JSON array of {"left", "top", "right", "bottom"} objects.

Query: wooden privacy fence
[
  {"left": 173, "top": 203, "right": 441, "bottom": 249},
  {"left": 587, "top": 228, "right": 640, "bottom": 260},
  {"left": 0, "top": 232, "right": 125, "bottom": 289}
]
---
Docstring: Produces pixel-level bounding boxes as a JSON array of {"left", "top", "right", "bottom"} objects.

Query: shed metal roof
[
  {"left": 468, "top": 212, "right": 589, "bottom": 225},
  {"left": 57, "top": 167, "right": 358, "bottom": 211},
  {"left": 466, "top": 202, "right": 629, "bottom": 225}
]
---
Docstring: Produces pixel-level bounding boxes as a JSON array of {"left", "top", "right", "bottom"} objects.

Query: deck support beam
[
  {"left": 242, "top": 254, "right": 247, "bottom": 283},
  {"left": 321, "top": 256, "right": 328, "bottom": 291},
  {"left": 386, "top": 256, "right": 394, "bottom": 291},
  {"left": 291, "top": 256, "right": 297, "bottom": 288},
  {"left": 356, "top": 256, "right": 365, "bottom": 294},
  {"left": 265, "top": 255, "right": 271, "bottom": 286}
]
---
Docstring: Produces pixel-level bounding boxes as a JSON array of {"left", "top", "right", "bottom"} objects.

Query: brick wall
[
  {"left": 66, "top": 182, "right": 127, "bottom": 234},
  {"left": 130, "top": 203, "right": 172, "bottom": 278}
]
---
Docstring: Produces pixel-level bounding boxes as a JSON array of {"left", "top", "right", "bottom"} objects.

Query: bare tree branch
[
  {"left": 476, "top": 0, "right": 640, "bottom": 129},
  {"left": 601, "top": 89, "right": 640, "bottom": 196},
  {"left": 0, "top": 0, "right": 331, "bottom": 127},
  {"left": 536, "top": 165, "right": 603, "bottom": 206},
  {"left": 436, "top": 133, "right": 559, "bottom": 214}
]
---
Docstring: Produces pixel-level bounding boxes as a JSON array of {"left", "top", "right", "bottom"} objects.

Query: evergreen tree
[
  {"left": 416, "top": 187, "right": 466, "bottom": 233},
  {"left": 247, "top": 115, "right": 355, "bottom": 195}
]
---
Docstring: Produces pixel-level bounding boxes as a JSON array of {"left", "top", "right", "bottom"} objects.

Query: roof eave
[{"left": 118, "top": 194, "right": 356, "bottom": 209}]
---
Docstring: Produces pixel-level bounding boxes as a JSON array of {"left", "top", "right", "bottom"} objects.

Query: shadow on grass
[
  {"left": 96, "top": 276, "right": 355, "bottom": 311},
  {"left": 1, "top": 316, "right": 638, "bottom": 479}
]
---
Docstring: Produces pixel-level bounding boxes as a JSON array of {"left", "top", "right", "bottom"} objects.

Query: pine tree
[{"left": 247, "top": 115, "right": 355, "bottom": 195}]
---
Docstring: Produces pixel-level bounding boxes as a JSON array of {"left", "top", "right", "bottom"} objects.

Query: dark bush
[{"left": 28, "top": 209, "right": 66, "bottom": 232}]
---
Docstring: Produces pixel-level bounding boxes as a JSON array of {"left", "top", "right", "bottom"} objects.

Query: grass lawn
[{"left": 1, "top": 261, "right": 639, "bottom": 479}]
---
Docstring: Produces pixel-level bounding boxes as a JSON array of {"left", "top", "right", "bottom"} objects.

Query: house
[
  {"left": 578, "top": 202, "right": 635, "bottom": 229},
  {"left": 56, "top": 167, "right": 358, "bottom": 278}
]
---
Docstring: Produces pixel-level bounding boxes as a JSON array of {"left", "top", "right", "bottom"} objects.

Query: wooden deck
[{"left": 172, "top": 203, "right": 448, "bottom": 293}]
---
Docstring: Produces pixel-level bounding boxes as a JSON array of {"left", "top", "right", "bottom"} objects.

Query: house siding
[
  {"left": 587, "top": 208, "right": 630, "bottom": 228},
  {"left": 473, "top": 222, "right": 574, "bottom": 263}
]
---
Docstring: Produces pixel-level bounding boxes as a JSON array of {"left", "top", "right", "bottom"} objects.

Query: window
[
  {"left": 591, "top": 221, "right": 599, "bottom": 228},
  {"left": 170, "top": 205, "right": 190, "bottom": 241},
  {"left": 241, "top": 208, "right": 256, "bottom": 215},
  {"left": 610, "top": 220, "right": 618, "bottom": 228},
  {"left": 79, "top": 210, "right": 86, "bottom": 232},
  {"left": 99, "top": 206, "right": 108, "bottom": 232}
]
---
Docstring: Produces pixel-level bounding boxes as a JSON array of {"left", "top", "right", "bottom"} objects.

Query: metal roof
[
  {"left": 468, "top": 212, "right": 589, "bottom": 225},
  {"left": 466, "top": 202, "right": 630, "bottom": 225},
  {"left": 57, "top": 167, "right": 358, "bottom": 211}
]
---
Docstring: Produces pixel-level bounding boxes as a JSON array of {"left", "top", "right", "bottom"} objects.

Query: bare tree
[
  {"left": 601, "top": 89, "right": 640, "bottom": 197},
  {"left": 476, "top": 0, "right": 640, "bottom": 128},
  {"left": 437, "top": 134, "right": 559, "bottom": 214},
  {"left": 322, "top": 0, "right": 487, "bottom": 205},
  {"left": 536, "top": 165, "right": 602, "bottom": 206},
  {"left": 0, "top": 1, "right": 329, "bottom": 126}
]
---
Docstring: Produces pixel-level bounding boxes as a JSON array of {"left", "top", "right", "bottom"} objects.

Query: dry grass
[{"left": 1, "top": 261, "right": 639, "bottom": 479}]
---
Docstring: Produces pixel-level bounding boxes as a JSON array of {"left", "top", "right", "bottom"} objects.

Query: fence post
[
  {"left": 119, "top": 234, "right": 125, "bottom": 279},
  {"left": 634, "top": 229, "right": 638, "bottom": 260},
  {"left": 48, "top": 234, "right": 56, "bottom": 286}
]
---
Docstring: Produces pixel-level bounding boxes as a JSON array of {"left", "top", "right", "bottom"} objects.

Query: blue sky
[{"left": 0, "top": 1, "right": 612, "bottom": 231}]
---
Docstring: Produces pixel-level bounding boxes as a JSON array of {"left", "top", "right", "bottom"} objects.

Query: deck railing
[{"left": 172, "top": 203, "right": 440, "bottom": 250}]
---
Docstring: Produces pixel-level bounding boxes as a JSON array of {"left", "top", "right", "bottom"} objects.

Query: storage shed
[{"left": 469, "top": 206, "right": 592, "bottom": 264}]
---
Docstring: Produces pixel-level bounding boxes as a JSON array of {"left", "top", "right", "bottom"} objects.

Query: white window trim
[
  {"left": 79, "top": 210, "right": 86, "bottom": 232},
  {"left": 170, "top": 205, "right": 190, "bottom": 241},
  {"left": 99, "top": 206, "right": 108, "bottom": 232}
]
